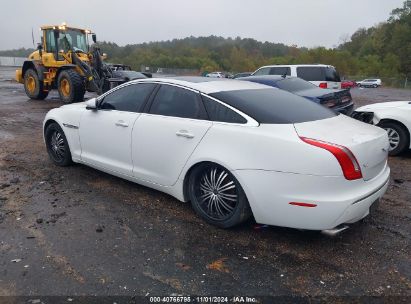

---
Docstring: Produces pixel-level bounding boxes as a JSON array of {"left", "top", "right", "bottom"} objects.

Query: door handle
[
  {"left": 176, "top": 130, "right": 194, "bottom": 139},
  {"left": 115, "top": 120, "right": 129, "bottom": 127}
]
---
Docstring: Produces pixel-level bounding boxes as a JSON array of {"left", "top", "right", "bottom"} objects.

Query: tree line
[{"left": 1, "top": 1, "right": 410, "bottom": 79}]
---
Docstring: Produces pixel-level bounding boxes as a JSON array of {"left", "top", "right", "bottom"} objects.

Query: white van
[{"left": 252, "top": 64, "right": 342, "bottom": 89}]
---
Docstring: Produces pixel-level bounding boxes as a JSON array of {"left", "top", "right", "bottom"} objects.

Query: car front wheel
[
  {"left": 379, "top": 121, "right": 409, "bottom": 156},
  {"left": 188, "top": 163, "right": 251, "bottom": 228}
]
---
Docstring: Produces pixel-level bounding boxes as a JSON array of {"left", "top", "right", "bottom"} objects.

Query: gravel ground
[{"left": 0, "top": 67, "right": 410, "bottom": 302}]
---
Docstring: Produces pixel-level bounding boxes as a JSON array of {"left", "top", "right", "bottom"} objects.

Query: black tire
[
  {"left": 57, "top": 69, "right": 85, "bottom": 103},
  {"left": 188, "top": 163, "right": 251, "bottom": 228},
  {"left": 378, "top": 121, "right": 409, "bottom": 156},
  {"left": 23, "top": 68, "right": 49, "bottom": 100},
  {"left": 45, "top": 123, "right": 73, "bottom": 166},
  {"left": 373, "top": 84, "right": 378, "bottom": 88}
]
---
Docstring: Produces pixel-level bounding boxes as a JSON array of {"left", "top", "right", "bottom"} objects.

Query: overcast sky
[{"left": 0, "top": 0, "right": 405, "bottom": 50}]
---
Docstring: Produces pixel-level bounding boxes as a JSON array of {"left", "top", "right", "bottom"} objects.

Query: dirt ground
[{"left": 0, "top": 66, "right": 410, "bottom": 302}]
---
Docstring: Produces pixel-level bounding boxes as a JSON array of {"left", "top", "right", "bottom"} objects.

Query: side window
[
  {"left": 100, "top": 83, "right": 156, "bottom": 112},
  {"left": 296, "top": 67, "right": 325, "bottom": 81},
  {"left": 149, "top": 85, "right": 207, "bottom": 119},
  {"left": 269, "top": 67, "right": 291, "bottom": 76},
  {"left": 202, "top": 95, "right": 247, "bottom": 124},
  {"left": 253, "top": 67, "right": 270, "bottom": 76}
]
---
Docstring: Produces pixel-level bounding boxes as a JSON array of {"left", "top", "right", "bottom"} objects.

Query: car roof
[
  {"left": 131, "top": 76, "right": 271, "bottom": 94},
  {"left": 239, "top": 75, "right": 293, "bottom": 81},
  {"left": 257, "top": 64, "right": 333, "bottom": 68}
]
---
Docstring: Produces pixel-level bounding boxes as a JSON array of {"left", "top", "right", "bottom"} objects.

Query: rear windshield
[
  {"left": 275, "top": 78, "right": 317, "bottom": 92},
  {"left": 210, "top": 88, "right": 337, "bottom": 124},
  {"left": 297, "top": 67, "right": 341, "bottom": 82}
]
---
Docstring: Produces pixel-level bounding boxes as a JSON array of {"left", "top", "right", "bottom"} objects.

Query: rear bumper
[{"left": 233, "top": 164, "right": 390, "bottom": 230}]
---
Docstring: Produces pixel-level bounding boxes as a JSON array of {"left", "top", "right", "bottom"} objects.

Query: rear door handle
[
  {"left": 115, "top": 120, "right": 129, "bottom": 127},
  {"left": 176, "top": 130, "right": 194, "bottom": 139}
]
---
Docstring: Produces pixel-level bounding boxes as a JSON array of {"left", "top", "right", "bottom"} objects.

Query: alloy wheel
[
  {"left": 384, "top": 127, "right": 400, "bottom": 151},
  {"left": 50, "top": 130, "right": 65, "bottom": 161},
  {"left": 195, "top": 166, "right": 238, "bottom": 221}
]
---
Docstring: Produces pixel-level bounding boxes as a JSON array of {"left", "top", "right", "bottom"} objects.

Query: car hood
[{"left": 356, "top": 101, "right": 411, "bottom": 111}]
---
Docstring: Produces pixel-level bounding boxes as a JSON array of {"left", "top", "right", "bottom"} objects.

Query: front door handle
[
  {"left": 176, "top": 130, "right": 194, "bottom": 139},
  {"left": 115, "top": 120, "right": 129, "bottom": 127}
]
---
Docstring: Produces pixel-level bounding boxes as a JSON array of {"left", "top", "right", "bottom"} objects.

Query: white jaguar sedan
[{"left": 43, "top": 77, "right": 390, "bottom": 232}]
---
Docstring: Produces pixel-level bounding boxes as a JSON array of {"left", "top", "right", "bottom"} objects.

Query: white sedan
[
  {"left": 353, "top": 101, "right": 411, "bottom": 156},
  {"left": 43, "top": 77, "right": 390, "bottom": 232}
]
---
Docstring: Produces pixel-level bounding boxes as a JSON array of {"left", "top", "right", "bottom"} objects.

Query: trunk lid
[{"left": 294, "top": 115, "right": 389, "bottom": 181}]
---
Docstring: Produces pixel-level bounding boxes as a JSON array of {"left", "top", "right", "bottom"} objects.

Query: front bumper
[{"left": 233, "top": 164, "right": 390, "bottom": 230}]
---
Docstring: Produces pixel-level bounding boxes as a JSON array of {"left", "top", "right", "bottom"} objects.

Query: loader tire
[
  {"left": 57, "top": 69, "right": 85, "bottom": 103},
  {"left": 24, "top": 68, "right": 49, "bottom": 100}
]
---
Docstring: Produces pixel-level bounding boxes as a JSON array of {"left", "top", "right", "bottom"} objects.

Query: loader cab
[{"left": 41, "top": 25, "right": 92, "bottom": 61}]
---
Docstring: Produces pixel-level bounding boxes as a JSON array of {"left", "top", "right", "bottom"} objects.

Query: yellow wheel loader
[{"left": 16, "top": 23, "right": 119, "bottom": 103}]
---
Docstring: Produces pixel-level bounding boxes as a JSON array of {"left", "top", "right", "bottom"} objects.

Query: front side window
[
  {"left": 149, "top": 85, "right": 207, "bottom": 119},
  {"left": 253, "top": 67, "right": 270, "bottom": 76},
  {"left": 202, "top": 96, "right": 246, "bottom": 124},
  {"left": 100, "top": 83, "right": 156, "bottom": 112}
]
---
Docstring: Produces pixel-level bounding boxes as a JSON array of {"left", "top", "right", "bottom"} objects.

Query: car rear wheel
[
  {"left": 379, "top": 121, "right": 409, "bottom": 156},
  {"left": 188, "top": 163, "right": 251, "bottom": 228},
  {"left": 45, "top": 123, "right": 73, "bottom": 166}
]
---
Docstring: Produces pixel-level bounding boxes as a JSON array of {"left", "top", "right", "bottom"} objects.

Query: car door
[
  {"left": 79, "top": 83, "right": 156, "bottom": 176},
  {"left": 132, "top": 84, "right": 212, "bottom": 186}
]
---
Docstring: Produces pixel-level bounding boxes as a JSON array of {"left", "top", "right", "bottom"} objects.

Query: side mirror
[
  {"left": 85, "top": 98, "right": 98, "bottom": 110},
  {"left": 92, "top": 33, "right": 97, "bottom": 43}
]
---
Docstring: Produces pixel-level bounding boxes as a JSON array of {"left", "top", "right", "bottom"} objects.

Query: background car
[
  {"left": 111, "top": 70, "right": 148, "bottom": 82},
  {"left": 231, "top": 72, "right": 252, "bottom": 79},
  {"left": 341, "top": 80, "right": 357, "bottom": 89},
  {"left": 239, "top": 75, "right": 354, "bottom": 115},
  {"left": 357, "top": 79, "right": 382, "bottom": 88},
  {"left": 252, "top": 64, "right": 342, "bottom": 89},
  {"left": 352, "top": 101, "right": 411, "bottom": 155},
  {"left": 206, "top": 72, "right": 225, "bottom": 78},
  {"left": 43, "top": 77, "right": 389, "bottom": 232}
]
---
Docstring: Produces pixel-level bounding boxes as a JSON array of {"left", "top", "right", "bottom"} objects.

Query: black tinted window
[
  {"left": 149, "top": 85, "right": 207, "bottom": 119},
  {"left": 297, "top": 67, "right": 324, "bottom": 81},
  {"left": 325, "top": 67, "right": 341, "bottom": 82},
  {"left": 210, "top": 89, "right": 336, "bottom": 124},
  {"left": 275, "top": 78, "right": 316, "bottom": 92},
  {"left": 100, "top": 83, "right": 156, "bottom": 112},
  {"left": 253, "top": 67, "right": 270, "bottom": 75},
  {"left": 202, "top": 96, "right": 246, "bottom": 124},
  {"left": 269, "top": 67, "right": 291, "bottom": 76}
]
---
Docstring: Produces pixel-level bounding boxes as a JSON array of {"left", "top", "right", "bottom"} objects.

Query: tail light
[
  {"left": 300, "top": 137, "right": 362, "bottom": 180},
  {"left": 319, "top": 82, "right": 328, "bottom": 89}
]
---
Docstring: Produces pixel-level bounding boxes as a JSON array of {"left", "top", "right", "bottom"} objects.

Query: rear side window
[
  {"left": 325, "top": 67, "right": 341, "bottom": 82},
  {"left": 149, "top": 85, "right": 207, "bottom": 119},
  {"left": 100, "top": 83, "right": 156, "bottom": 112},
  {"left": 253, "top": 67, "right": 270, "bottom": 75},
  {"left": 202, "top": 96, "right": 246, "bottom": 124},
  {"left": 297, "top": 67, "right": 324, "bottom": 81},
  {"left": 210, "top": 89, "right": 336, "bottom": 124},
  {"left": 269, "top": 67, "right": 291, "bottom": 76}
]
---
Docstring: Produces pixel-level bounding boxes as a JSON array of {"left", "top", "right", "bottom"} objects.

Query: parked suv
[
  {"left": 252, "top": 64, "right": 341, "bottom": 89},
  {"left": 357, "top": 79, "right": 382, "bottom": 88}
]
